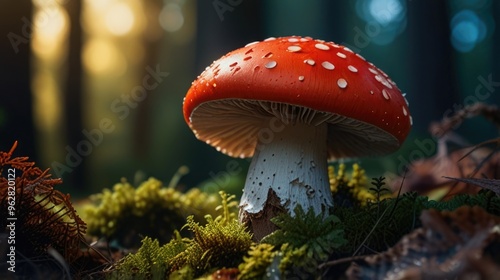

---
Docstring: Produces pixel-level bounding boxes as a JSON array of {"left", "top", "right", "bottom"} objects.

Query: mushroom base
[{"left": 239, "top": 121, "right": 333, "bottom": 240}]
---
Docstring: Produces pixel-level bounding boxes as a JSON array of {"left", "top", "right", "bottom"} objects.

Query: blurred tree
[
  {"left": 493, "top": 1, "right": 500, "bottom": 107},
  {"left": 62, "top": 0, "right": 84, "bottom": 188},
  {"left": 0, "top": 1, "right": 36, "bottom": 158},
  {"left": 133, "top": 0, "right": 163, "bottom": 159},
  {"left": 406, "top": 0, "right": 459, "bottom": 134}
]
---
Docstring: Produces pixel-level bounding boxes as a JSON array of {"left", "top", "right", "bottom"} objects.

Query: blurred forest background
[{"left": 0, "top": 0, "right": 499, "bottom": 196}]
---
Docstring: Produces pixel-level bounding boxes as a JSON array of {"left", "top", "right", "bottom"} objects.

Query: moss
[
  {"left": 108, "top": 234, "right": 188, "bottom": 280},
  {"left": 108, "top": 191, "right": 252, "bottom": 279},
  {"left": 329, "top": 163, "right": 389, "bottom": 207},
  {"left": 172, "top": 192, "right": 252, "bottom": 276},
  {"left": 238, "top": 243, "right": 276, "bottom": 279},
  {"left": 83, "top": 177, "right": 220, "bottom": 247},
  {"left": 89, "top": 162, "right": 500, "bottom": 278}
]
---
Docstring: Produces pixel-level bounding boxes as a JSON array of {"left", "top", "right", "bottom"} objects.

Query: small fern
[
  {"left": 262, "top": 205, "right": 346, "bottom": 261},
  {"left": 369, "top": 177, "right": 391, "bottom": 203}
]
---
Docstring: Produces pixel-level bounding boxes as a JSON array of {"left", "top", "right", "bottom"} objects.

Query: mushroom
[{"left": 183, "top": 36, "right": 412, "bottom": 240}]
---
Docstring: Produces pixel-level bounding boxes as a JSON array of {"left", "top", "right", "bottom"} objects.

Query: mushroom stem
[{"left": 239, "top": 120, "right": 333, "bottom": 240}]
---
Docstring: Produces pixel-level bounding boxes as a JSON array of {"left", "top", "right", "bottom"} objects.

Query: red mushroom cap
[{"left": 183, "top": 36, "right": 412, "bottom": 159}]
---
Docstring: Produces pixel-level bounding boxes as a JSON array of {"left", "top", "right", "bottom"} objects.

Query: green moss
[
  {"left": 107, "top": 235, "right": 187, "bottom": 280},
  {"left": 108, "top": 191, "right": 252, "bottom": 279},
  {"left": 329, "top": 163, "right": 388, "bottom": 207},
  {"left": 172, "top": 192, "right": 252, "bottom": 276},
  {"left": 238, "top": 243, "right": 320, "bottom": 279},
  {"left": 95, "top": 163, "right": 500, "bottom": 279},
  {"left": 238, "top": 243, "right": 276, "bottom": 280},
  {"left": 83, "top": 177, "right": 220, "bottom": 247}
]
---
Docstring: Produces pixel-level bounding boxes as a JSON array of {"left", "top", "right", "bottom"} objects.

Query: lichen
[{"left": 83, "top": 177, "right": 220, "bottom": 247}]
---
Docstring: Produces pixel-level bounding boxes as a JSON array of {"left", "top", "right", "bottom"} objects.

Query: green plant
[
  {"left": 0, "top": 142, "right": 87, "bottom": 260},
  {"left": 262, "top": 205, "right": 346, "bottom": 260},
  {"left": 108, "top": 235, "right": 187, "bottom": 280},
  {"left": 108, "top": 191, "right": 252, "bottom": 279},
  {"left": 83, "top": 177, "right": 220, "bottom": 247},
  {"left": 172, "top": 192, "right": 252, "bottom": 276},
  {"left": 329, "top": 163, "right": 382, "bottom": 207},
  {"left": 0, "top": 142, "right": 87, "bottom": 277},
  {"left": 238, "top": 243, "right": 276, "bottom": 279}
]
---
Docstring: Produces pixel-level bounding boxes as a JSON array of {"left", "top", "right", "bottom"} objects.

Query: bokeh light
[
  {"left": 450, "top": 9, "right": 488, "bottom": 52},
  {"left": 31, "top": 5, "right": 69, "bottom": 59},
  {"left": 355, "top": 0, "right": 407, "bottom": 45},
  {"left": 31, "top": 71, "right": 62, "bottom": 131},
  {"left": 368, "top": 0, "right": 404, "bottom": 26},
  {"left": 105, "top": 2, "right": 135, "bottom": 36},
  {"left": 159, "top": 2, "right": 185, "bottom": 33},
  {"left": 82, "top": 38, "right": 127, "bottom": 76}
]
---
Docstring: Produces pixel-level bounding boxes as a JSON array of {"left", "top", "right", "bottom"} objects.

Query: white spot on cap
[
  {"left": 370, "top": 90, "right": 374, "bottom": 95},
  {"left": 287, "top": 45, "right": 302, "bottom": 52},
  {"left": 375, "top": 75, "right": 393, "bottom": 89},
  {"left": 264, "top": 37, "right": 276, "bottom": 41},
  {"left": 315, "top": 43, "right": 330, "bottom": 51},
  {"left": 245, "top": 41, "right": 259, "bottom": 47},
  {"left": 336, "top": 52, "right": 347, "bottom": 59},
  {"left": 410, "top": 116, "right": 413, "bottom": 125},
  {"left": 356, "top": 53, "right": 365, "bottom": 61},
  {"left": 300, "top": 38, "right": 310, "bottom": 42},
  {"left": 347, "top": 65, "right": 358, "bottom": 72},
  {"left": 288, "top": 37, "right": 299, "bottom": 42},
  {"left": 337, "top": 78, "right": 347, "bottom": 88},
  {"left": 265, "top": 60, "right": 277, "bottom": 69},
  {"left": 343, "top": 47, "right": 353, "bottom": 53},
  {"left": 368, "top": 68, "right": 379, "bottom": 75},
  {"left": 402, "top": 106, "right": 408, "bottom": 116},
  {"left": 321, "top": 61, "right": 335, "bottom": 70},
  {"left": 382, "top": 89, "right": 390, "bottom": 100},
  {"left": 304, "top": 59, "right": 315, "bottom": 66},
  {"left": 298, "top": 76, "right": 305, "bottom": 81}
]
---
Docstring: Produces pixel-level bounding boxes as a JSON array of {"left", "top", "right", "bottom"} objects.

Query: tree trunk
[{"left": 0, "top": 1, "right": 36, "bottom": 157}]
